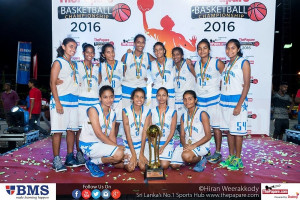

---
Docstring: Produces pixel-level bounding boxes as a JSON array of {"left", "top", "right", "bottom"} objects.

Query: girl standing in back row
[
  {"left": 121, "top": 34, "right": 155, "bottom": 108},
  {"left": 219, "top": 39, "right": 251, "bottom": 171},
  {"left": 194, "top": 39, "right": 225, "bottom": 164},
  {"left": 76, "top": 43, "right": 99, "bottom": 166},
  {"left": 50, "top": 38, "right": 80, "bottom": 172},
  {"left": 150, "top": 42, "right": 176, "bottom": 109}
]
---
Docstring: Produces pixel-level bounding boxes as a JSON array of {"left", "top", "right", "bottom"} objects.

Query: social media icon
[
  {"left": 82, "top": 189, "right": 92, "bottom": 199},
  {"left": 92, "top": 189, "right": 101, "bottom": 199},
  {"left": 102, "top": 189, "right": 111, "bottom": 199},
  {"left": 111, "top": 189, "right": 121, "bottom": 199},
  {"left": 72, "top": 189, "right": 81, "bottom": 199}
]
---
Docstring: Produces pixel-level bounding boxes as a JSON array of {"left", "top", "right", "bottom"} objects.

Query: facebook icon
[{"left": 72, "top": 189, "right": 81, "bottom": 199}]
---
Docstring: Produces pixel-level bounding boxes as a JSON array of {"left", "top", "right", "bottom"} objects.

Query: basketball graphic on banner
[
  {"left": 112, "top": 3, "right": 131, "bottom": 22},
  {"left": 248, "top": 2, "right": 267, "bottom": 21},
  {"left": 137, "top": 0, "right": 154, "bottom": 12}
]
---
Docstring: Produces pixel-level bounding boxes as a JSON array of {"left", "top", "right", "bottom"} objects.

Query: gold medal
[
  {"left": 88, "top": 88, "right": 91, "bottom": 92},
  {"left": 188, "top": 139, "right": 192, "bottom": 145},
  {"left": 137, "top": 75, "right": 140, "bottom": 79}
]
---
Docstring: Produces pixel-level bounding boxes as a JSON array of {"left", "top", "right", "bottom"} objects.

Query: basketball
[
  {"left": 112, "top": 3, "right": 131, "bottom": 22},
  {"left": 137, "top": 0, "right": 154, "bottom": 12},
  {"left": 248, "top": 2, "right": 267, "bottom": 22}
]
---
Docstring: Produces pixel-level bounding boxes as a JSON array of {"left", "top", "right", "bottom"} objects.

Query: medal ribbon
[
  {"left": 157, "top": 107, "right": 166, "bottom": 132},
  {"left": 199, "top": 57, "right": 211, "bottom": 84},
  {"left": 224, "top": 56, "right": 239, "bottom": 85},
  {"left": 100, "top": 104, "right": 111, "bottom": 136},
  {"left": 187, "top": 107, "right": 198, "bottom": 139},
  {"left": 133, "top": 53, "right": 144, "bottom": 77},
  {"left": 156, "top": 58, "right": 166, "bottom": 81},
  {"left": 132, "top": 105, "right": 142, "bottom": 134},
  {"left": 63, "top": 55, "right": 77, "bottom": 84},
  {"left": 83, "top": 61, "right": 93, "bottom": 88},
  {"left": 105, "top": 61, "right": 115, "bottom": 84},
  {"left": 176, "top": 60, "right": 184, "bottom": 84}
]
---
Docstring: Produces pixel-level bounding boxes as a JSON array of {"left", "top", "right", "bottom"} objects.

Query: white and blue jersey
[
  {"left": 77, "top": 61, "right": 99, "bottom": 127},
  {"left": 122, "top": 105, "right": 151, "bottom": 151},
  {"left": 150, "top": 58, "right": 175, "bottom": 108},
  {"left": 79, "top": 103, "right": 116, "bottom": 143},
  {"left": 195, "top": 57, "right": 221, "bottom": 105},
  {"left": 122, "top": 52, "right": 151, "bottom": 108},
  {"left": 220, "top": 57, "right": 249, "bottom": 135},
  {"left": 50, "top": 57, "right": 79, "bottom": 133},
  {"left": 174, "top": 60, "right": 196, "bottom": 123},
  {"left": 99, "top": 60, "right": 123, "bottom": 103},
  {"left": 194, "top": 57, "right": 222, "bottom": 128},
  {"left": 151, "top": 106, "right": 176, "bottom": 161}
]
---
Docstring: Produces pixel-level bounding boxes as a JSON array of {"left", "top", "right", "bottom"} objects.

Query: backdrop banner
[{"left": 52, "top": 0, "right": 276, "bottom": 135}]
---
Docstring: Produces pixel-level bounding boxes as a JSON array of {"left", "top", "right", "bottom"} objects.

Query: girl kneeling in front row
[
  {"left": 79, "top": 85, "right": 125, "bottom": 177},
  {"left": 151, "top": 87, "right": 177, "bottom": 169},
  {"left": 170, "top": 90, "right": 211, "bottom": 172},
  {"left": 122, "top": 88, "right": 151, "bottom": 172}
]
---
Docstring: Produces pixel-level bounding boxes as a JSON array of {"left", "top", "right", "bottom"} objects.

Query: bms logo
[
  {"left": 6, "top": 185, "right": 15, "bottom": 195},
  {"left": 5, "top": 185, "right": 49, "bottom": 196}
]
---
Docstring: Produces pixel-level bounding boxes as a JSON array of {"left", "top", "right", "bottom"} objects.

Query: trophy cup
[{"left": 144, "top": 125, "right": 166, "bottom": 180}]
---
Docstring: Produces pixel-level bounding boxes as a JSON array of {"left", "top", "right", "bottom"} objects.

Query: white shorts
[
  {"left": 78, "top": 104, "right": 89, "bottom": 128},
  {"left": 79, "top": 140, "right": 118, "bottom": 164},
  {"left": 175, "top": 103, "right": 186, "bottom": 124},
  {"left": 112, "top": 100, "right": 122, "bottom": 123},
  {"left": 197, "top": 95, "right": 221, "bottom": 128},
  {"left": 219, "top": 101, "right": 248, "bottom": 135},
  {"left": 50, "top": 100, "right": 79, "bottom": 134},
  {"left": 170, "top": 144, "right": 209, "bottom": 165},
  {"left": 124, "top": 142, "right": 154, "bottom": 164},
  {"left": 159, "top": 143, "right": 174, "bottom": 161}
]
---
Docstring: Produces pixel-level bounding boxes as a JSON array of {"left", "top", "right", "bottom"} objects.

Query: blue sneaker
[
  {"left": 85, "top": 160, "right": 105, "bottom": 177},
  {"left": 76, "top": 151, "right": 86, "bottom": 166},
  {"left": 193, "top": 156, "right": 207, "bottom": 172},
  {"left": 207, "top": 151, "right": 222, "bottom": 164},
  {"left": 53, "top": 156, "right": 67, "bottom": 172},
  {"left": 65, "top": 153, "right": 80, "bottom": 167}
]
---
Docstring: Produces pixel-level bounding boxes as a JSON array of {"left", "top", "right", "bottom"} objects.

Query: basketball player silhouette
[{"left": 137, "top": 0, "right": 197, "bottom": 58}]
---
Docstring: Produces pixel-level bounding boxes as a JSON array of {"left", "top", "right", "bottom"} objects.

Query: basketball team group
[{"left": 50, "top": 34, "right": 251, "bottom": 177}]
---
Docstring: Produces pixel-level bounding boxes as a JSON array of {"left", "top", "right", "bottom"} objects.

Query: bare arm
[
  {"left": 121, "top": 54, "right": 127, "bottom": 76},
  {"left": 140, "top": 114, "right": 151, "bottom": 156},
  {"left": 108, "top": 120, "right": 117, "bottom": 144},
  {"left": 122, "top": 110, "right": 136, "bottom": 158},
  {"left": 233, "top": 61, "right": 251, "bottom": 116},
  {"left": 29, "top": 99, "right": 34, "bottom": 118},
  {"left": 50, "top": 61, "right": 63, "bottom": 114},
  {"left": 187, "top": 61, "right": 197, "bottom": 78},
  {"left": 180, "top": 116, "right": 186, "bottom": 147},
  {"left": 217, "top": 59, "right": 225, "bottom": 74}
]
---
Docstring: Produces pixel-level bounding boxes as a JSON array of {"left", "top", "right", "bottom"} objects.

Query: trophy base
[{"left": 144, "top": 165, "right": 166, "bottom": 180}]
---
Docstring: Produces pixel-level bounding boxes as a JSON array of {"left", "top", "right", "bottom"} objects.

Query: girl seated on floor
[
  {"left": 150, "top": 87, "right": 177, "bottom": 169},
  {"left": 122, "top": 88, "right": 151, "bottom": 172},
  {"left": 79, "top": 85, "right": 125, "bottom": 177},
  {"left": 170, "top": 90, "right": 211, "bottom": 172}
]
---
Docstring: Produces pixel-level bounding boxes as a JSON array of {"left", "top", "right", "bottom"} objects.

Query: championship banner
[
  {"left": 16, "top": 41, "right": 31, "bottom": 84},
  {"left": 52, "top": 0, "right": 276, "bottom": 135}
]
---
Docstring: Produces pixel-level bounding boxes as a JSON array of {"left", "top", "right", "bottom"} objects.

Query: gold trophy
[{"left": 144, "top": 125, "right": 166, "bottom": 180}]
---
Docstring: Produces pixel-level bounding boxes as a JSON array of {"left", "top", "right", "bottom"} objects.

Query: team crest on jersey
[{"left": 6, "top": 185, "right": 16, "bottom": 195}]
